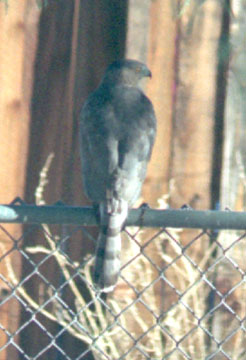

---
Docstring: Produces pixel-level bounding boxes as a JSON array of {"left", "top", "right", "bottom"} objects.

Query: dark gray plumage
[{"left": 79, "top": 59, "right": 156, "bottom": 292}]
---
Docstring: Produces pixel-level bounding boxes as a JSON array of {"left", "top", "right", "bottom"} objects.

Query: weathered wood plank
[
  {"left": 145, "top": 0, "right": 176, "bottom": 203},
  {"left": 170, "top": 1, "right": 222, "bottom": 210},
  {"left": 216, "top": 1, "right": 246, "bottom": 356},
  {"left": 0, "top": 1, "right": 40, "bottom": 359}
]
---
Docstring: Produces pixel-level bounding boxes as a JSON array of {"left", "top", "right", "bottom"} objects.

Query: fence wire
[{"left": 0, "top": 202, "right": 246, "bottom": 359}]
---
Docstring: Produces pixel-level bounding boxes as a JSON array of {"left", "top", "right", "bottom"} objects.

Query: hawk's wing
[{"left": 80, "top": 86, "right": 156, "bottom": 205}]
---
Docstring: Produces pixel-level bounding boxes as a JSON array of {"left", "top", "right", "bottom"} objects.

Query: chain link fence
[{"left": 0, "top": 200, "right": 246, "bottom": 359}]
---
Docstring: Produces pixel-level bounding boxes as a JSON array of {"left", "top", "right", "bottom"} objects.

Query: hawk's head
[{"left": 102, "top": 59, "right": 152, "bottom": 87}]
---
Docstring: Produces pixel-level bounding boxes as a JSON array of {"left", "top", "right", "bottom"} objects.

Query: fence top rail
[{"left": 0, "top": 203, "right": 245, "bottom": 230}]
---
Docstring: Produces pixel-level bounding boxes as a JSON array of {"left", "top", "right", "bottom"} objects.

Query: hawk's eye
[{"left": 135, "top": 66, "right": 141, "bottom": 73}]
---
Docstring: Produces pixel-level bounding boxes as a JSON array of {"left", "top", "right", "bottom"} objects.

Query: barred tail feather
[
  {"left": 93, "top": 228, "right": 121, "bottom": 292},
  {"left": 93, "top": 200, "right": 128, "bottom": 292}
]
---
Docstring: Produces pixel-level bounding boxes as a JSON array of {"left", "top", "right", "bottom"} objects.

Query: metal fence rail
[
  {"left": 1, "top": 201, "right": 246, "bottom": 229},
  {"left": 0, "top": 201, "right": 246, "bottom": 359}
]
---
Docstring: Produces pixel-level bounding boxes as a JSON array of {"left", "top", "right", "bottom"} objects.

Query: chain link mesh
[{"left": 0, "top": 207, "right": 246, "bottom": 359}]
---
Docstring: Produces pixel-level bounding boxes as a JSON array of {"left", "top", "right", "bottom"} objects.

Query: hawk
[{"left": 79, "top": 59, "right": 156, "bottom": 292}]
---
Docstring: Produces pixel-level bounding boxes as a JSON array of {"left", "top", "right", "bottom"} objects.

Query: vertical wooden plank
[
  {"left": 216, "top": 1, "right": 246, "bottom": 356},
  {"left": 170, "top": 0, "right": 222, "bottom": 210},
  {"left": 145, "top": 0, "right": 176, "bottom": 203},
  {"left": 221, "top": 0, "right": 246, "bottom": 211},
  {"left": 0, "top": 1, "right": 29, "bottom": 202},
  {"left": 0, "top": 1, "right": 40, "bottom": 359}
]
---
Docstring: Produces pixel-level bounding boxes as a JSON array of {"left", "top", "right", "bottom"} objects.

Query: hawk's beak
[{"left": 145, "top": 69, "right": 152, "bottom": 78}]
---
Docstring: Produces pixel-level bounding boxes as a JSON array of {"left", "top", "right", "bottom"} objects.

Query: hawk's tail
[{"left": 93, "top": 200, "right": 128, "bottom": 292}]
